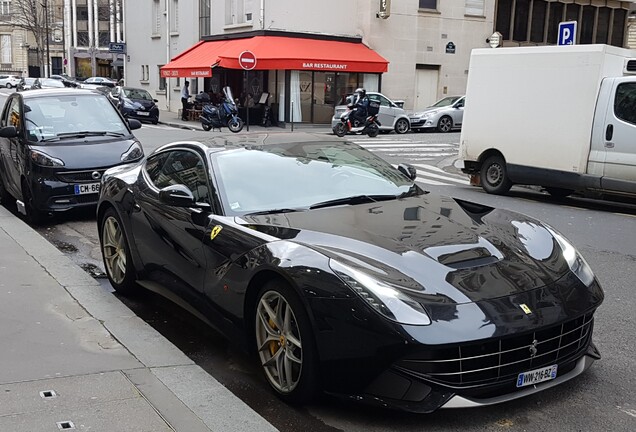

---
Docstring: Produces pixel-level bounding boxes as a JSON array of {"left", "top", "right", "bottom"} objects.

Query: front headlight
[
  {"left": 329, "top": 260, "right": 431, "bottom": 325},
  {"left": 421, "top": 110, "right": 439, "bottom": 119},
  {"left": 30, "top": 150, "right": 64, "bottom": 167},
  {"left": 546, "top": 227, "right": 595, "bottom": 286},
  {"left": 121, "top": 141, "right": 144, "bottom": 162}
]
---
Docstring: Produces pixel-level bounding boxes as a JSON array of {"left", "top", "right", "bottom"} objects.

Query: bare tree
[{"left": 12, "top": 0, "right": 49, "bottom": 75}]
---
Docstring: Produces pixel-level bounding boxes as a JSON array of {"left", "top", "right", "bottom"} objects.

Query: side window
[
  {"left": 614, "top": 83, "right": 636, "bottom": 126},
  {"left": 368, "top": 94, "right": 390, "bottom": 107},
  {"left": 145, "top": 150, "right": 211, "bottom": 204}
]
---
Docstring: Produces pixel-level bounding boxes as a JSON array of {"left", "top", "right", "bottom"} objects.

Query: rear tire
[
  {"left": 100, "top": 208, "right": 139, "bottom": 295},
  {"left": 480, "top": 155, "right": 512, "bottom": 195},
  {"left": 254, "top": 280, "right": 318, "bottom": 404},
  {"left": 5, "top": 83, "right": 12, "bottom": 89},
  {"left": 394, "top": 118, "right": 410, "bottom": 134},
  {"left": 202, "top": 123, "right": 212, "bottom": 131},
  {"left": 366, "top": 123, "right": 379, "bottom": 137},
  {"left": 333, "top": 123, "right": 347, "bottom": 137}
]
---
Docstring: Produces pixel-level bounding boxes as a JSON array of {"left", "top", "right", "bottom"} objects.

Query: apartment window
[
  {"left": 77, "top": 6, "right": 88, "bottom": 20},
  {"left": 465, "top": 0, "right": 484, "bottom": 17},
  {"left": 77, "top": 31, "right": 89, "bottom": 47},
  {"left": 141, "top": 65, "right": 149, "bottom": 81},
  {"left": 226, "top": 0, "right": 245, "bottom": 25},
  {"left": 152, "top": 0, "right": 161, "bottom": 35},
  {"left": 419, "top": 0, "right": 437, "bottom": 10},
  {"left": 171, "top": 0, "right": 179, "bottom": 33},
  {"left": 158, "top": 66, "right": 166, "bottom": 90},
  {"left": 199, "top": 0, "right": 211, "bottom": 37},
  {"left": 495, "top": 1, "right": 629, "bottom": 48},
  {"left": 98, "top": 31, "right": 109, "bottom": 47},
  {"left": 0, "top": 35, "right": 10, "bottom": 64},
  {"left": 0, "top": 1, "right": 11, "bottom": 15}
]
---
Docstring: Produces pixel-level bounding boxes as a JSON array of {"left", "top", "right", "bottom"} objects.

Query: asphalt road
[{"left": 3, "top": 125, "right": 635, "bottom": 431}]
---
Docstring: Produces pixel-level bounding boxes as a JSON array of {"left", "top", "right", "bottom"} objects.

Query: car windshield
[
  {"left": 212, "top": 141, "right": 417, "bottom": 215},
  {"left": 24, "top": 94, "right": 129, "bottom": 143},
  {"left": 123, "top": 88, "right": 153, "bottom": 100},
  {"left": 431, "top": 96, "right": 462, "bottom": 108}
]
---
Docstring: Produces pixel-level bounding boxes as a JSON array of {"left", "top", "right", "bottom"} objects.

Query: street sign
[
  {"left": 558, "top": 21, "right": 577, "bottom": 46},
  {"left": 238, "top": 51, "right": 257, "bottom": 70},
  {"left": 108, "top": 42, "right": 127, "bottom": 54}
]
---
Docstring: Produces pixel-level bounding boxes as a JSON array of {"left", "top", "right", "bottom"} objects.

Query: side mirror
[
  {"left": 394, "top": 100, "right": 405, "bottom": 109},
  {"left": 0, "top": 126, "right": 18, "bottom": 138},
  {"left": 128, "top": 118, "right": 142, "bottom": 130},
  {"left": 153, "top": 99, "right": 159, "bottom": 103},
  {"left": 398, "top": 163, "right": 417, "bottom": 181},
  {"left": 159, "top": 185, "right": 196, "bottom": 207}
]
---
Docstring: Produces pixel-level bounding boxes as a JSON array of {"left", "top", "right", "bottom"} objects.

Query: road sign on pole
[
  {"left": 238, "top": 51, "right": 257, "bottom": 70},
  {"left": 558, "top": 21, "right": 577, "bottom": 46}
]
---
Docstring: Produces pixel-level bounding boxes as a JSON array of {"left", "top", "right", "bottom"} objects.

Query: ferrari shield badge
[
  {"left": 210, "top": 225, "right": 223, "bottom": 240},
  {"left": 519, "top": 303, "right": 532, "bottom": 315}
]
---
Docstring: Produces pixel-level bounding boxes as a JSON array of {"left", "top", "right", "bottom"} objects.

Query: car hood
[
  {"left": 126, "top": 98, "right": 155, "bottom": 109},
  {"left": 31, "top": 137, "right": 137, "bottom": 169},
  {"left": 239, "top": 194, "right": 573, "bottom": 305},
  {"left": 411, "top": 106, "right": 445, "bottom": 116}
]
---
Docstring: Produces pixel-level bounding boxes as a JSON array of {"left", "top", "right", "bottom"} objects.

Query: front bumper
[
  {"left": 122, "top": 107, "right": 159, "bottom": 122},
  {"left": 30, "top": 169, "right": 108, "bottom": 212},
  {"left": 409, "top": 118, "right": 435, "bottom": 129}
]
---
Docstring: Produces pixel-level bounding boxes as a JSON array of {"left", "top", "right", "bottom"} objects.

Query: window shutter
[{"left": 466, "top": 0, "right": 484, "bottom": 16}]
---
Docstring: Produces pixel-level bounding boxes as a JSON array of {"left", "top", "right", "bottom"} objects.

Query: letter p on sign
[{"left": 558, "top": 21, "right": 577, "bottom": 46}]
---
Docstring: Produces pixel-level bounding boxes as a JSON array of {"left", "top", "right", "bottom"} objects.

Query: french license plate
[
  {"left": 74, "top": 182, "right": 100, "bottom": 195},
  {"left": 136, "top": 111, "right": 150, "bottom": 116},
  {"left": 516, "top": 365, "right": 558, "bottom": 388}
]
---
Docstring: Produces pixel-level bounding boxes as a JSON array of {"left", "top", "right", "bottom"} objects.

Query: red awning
[{"left": 160, "top": 36, "right": 389, "bottom": 78}]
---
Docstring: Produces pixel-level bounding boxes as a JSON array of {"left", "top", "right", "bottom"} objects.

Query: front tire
[
  {"left": 254, "top": 280, "right": 317, "bottom": 403},
  {"left": 21, "top": 181, "right": 46, "bottom": 225},
  {"left": 437, "top": 116, "right": 453, "bottom": 133},
  {"left": 100, "top": 208, "right": 138, "bottom": 295},
  {"left": 201, "top": 122, "right": 212, "bottom": 131},
  {"left": 228, "top": 117, "right": 244, "bottom": 133},
  {"left": 333, "top": 122, "right": 347, "bottom": 137},
  {"left": 5, "top": 83, "right": 12, "bottom": 89},
  {"left": 480, "top": 155, "right": 512, "bottom": 195},
  {"left": 394, "top": 118, "right": 410, "bottom": 134},
  {"left": 366, "top": 123, "right": 379, "bottom": 137}
]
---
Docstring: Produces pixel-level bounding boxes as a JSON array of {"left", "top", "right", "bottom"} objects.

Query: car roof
[
  {"left": 153, "top": 133, "right": 347, "bottom": 155},
  {"left": 19, "top": 88, "right": 104, "bottom": 99}
]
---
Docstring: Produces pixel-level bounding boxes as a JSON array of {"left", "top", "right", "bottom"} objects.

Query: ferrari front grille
[{"left": 395, "top": 312, "right": 594, "bottom": 387}]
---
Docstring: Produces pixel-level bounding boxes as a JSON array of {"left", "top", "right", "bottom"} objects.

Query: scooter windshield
[{"left": 223, "top": 87, "right": 236, "bottom": 107}]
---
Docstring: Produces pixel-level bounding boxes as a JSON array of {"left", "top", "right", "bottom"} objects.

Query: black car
[
  {"left": 0, "top": 88, "right": 143, "bottom": 224},
  {"left": 108, "top": 86, "right": 159, "bottom": 124},
  {"left": 96, "top": 134, "right": 603, "bottom": 412}
]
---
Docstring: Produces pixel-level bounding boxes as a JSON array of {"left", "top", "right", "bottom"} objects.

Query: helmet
[{"left": 354, "top": 87, "right": 366, "bottom": 97}]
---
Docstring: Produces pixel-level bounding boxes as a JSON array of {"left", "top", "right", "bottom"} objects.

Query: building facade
[{"left": 124, "top": 0, "right": 635, "bottom": 123}]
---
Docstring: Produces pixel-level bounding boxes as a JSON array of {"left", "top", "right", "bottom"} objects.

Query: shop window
[
  {"left": 496, "top": 0, "right": 513, "bottom": 40},
  {"left": 611, "top": 9, "right": 626, "bottom": 47}
]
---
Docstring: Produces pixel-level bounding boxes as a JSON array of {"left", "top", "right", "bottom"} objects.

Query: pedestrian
[{"left": 181, "top": 80, "right": 190, "bottom": 121}]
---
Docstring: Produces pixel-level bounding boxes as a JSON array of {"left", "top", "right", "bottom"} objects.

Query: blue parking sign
[{"left": 558, "top": 21, "right": 577, "bottom": 46}]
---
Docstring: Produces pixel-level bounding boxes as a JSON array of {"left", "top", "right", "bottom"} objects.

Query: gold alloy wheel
[
  {"left": 255, "top": 290, "right": 303, "bottom": 394},
  {"left": 101, "top": 215, "right": 127, "bottom": 285}
]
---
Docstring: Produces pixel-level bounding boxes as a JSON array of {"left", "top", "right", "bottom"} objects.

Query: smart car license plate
[
  {"left": 516, "top": 365, "right": 558, "bottom": 387},
  {"left": 74, "top": 183, "right": 100, "bottom": 195},
  {"left": 137, "top": 111, "right": 149, "bottom": 116}
]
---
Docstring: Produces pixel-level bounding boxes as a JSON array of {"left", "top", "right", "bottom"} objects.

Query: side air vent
[{"left": 624, "top": 59, "right": 636, "bottom": 75}]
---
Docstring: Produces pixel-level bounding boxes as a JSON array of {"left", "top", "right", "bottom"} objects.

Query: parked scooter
[
  {"left": 332, "top": 96, "right": 381, "bottom": 137},
  {"left": 200, "top": 86, "right": 244, "bottom": 133}
]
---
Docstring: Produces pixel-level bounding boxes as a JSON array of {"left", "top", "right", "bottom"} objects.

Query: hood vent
[
  {"left": 624, "top": 59, "right": 636, "bottom": 75},
  {"left": 436, "top": 247, "right": 500, "bottom": 269}
]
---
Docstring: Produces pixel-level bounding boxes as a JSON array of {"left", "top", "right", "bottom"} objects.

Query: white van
[{"left": 457, "top": 44, "right": 636, "bottom": 199}]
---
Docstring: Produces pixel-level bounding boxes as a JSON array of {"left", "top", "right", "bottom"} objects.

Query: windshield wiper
[
  {"left": 56, "top": 131, "right": 126, "bottom": 138},
  {"left": 309, "top": 194, "right": 396, "bottom": 210},
  {"left": 244, "top": 208, "right": 306, "bottom": 216}
]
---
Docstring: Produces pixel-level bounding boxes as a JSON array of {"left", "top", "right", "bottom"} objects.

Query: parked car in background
[
  {"left": 0, "top": 88, "right": 143, "bottom": 224},
  {"left": 409, "top": 95, "right": 465, "bottom": 133},
  {"left": 32, "top": 78, "right": 66, "bottom": 90},
  {"left": 82, "top": 77, "right": 117, "bottom": 88},
  {"left": 331, "top": 92, "right": 410, "bottom": 134},
  {"left": 16, "top": 77, "right": 38, "bottom": 92},
  {"left": 108, "top": 86, "right": 159, "bottom": 124},
  {"left": 50, "top": 74, "right": 80, "bottom": 88},
  {"left": 0, "top": 75, "right": 22, "bottom": 89}
]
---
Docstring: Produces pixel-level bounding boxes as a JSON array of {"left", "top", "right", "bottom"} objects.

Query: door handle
[{"left": 605, "top": 124, "right": 613, "bottom": 141}]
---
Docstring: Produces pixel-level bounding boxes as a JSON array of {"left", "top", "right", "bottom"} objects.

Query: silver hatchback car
[
  {"left": 331, "top": 92, "right": 411, "bottom": 134},
  {"left": 409, "top": 95, "right": 465, "bottom": 133}
]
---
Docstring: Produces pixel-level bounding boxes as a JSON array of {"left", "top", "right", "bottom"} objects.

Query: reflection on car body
[{"left": 96, "top": 133, "right": 603, "bottom": 413}]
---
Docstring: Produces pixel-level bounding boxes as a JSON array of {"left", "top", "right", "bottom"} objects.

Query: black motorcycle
[
  {"left": 200, "top": 86, "right": 244, "bottom": 133},
  {"left": 332, "top": 97, "right": 381, "bottom": 137}
]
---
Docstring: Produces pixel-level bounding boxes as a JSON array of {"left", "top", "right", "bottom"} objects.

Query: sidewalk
[
  {"left": 0, "top": 205, "right": 278, "bottom": 431},
  {"left": 158, "top": 107, "right": 333, "bottom": 135}
]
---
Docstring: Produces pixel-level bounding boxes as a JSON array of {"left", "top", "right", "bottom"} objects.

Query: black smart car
[
  {"left": 0, "top": 88, "right": 143, "bottom": 224},
  {"left": 108, "top": 86, "right": 160, "bottom": 124}
]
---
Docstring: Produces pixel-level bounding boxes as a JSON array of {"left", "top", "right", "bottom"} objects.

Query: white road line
[
  {"left": 416, "top": 170, "right": 470, "bottom": 185},
  {"left": 382, "top": 152, "right": 457, "bottom": 157},
  {"left": 416, "top": 177, "right": 450, "bottom": 186},
  {"left": 412, "top": 163, "right": 458, "bottom": 175},
  {"left": 358, "top": 143, "right": 457, "bottom": 148}
]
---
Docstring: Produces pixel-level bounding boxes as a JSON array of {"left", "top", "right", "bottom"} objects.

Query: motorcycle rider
[{"left": 349, "top": 88, "right": 369, "bottom": 127}]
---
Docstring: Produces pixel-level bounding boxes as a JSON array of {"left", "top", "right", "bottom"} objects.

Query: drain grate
[
  {"left": 40, "top": 390, "right": 58, "bottom": 399},
  {"left": 57, "top": 421, "right": 75, "bottom": 430}
]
